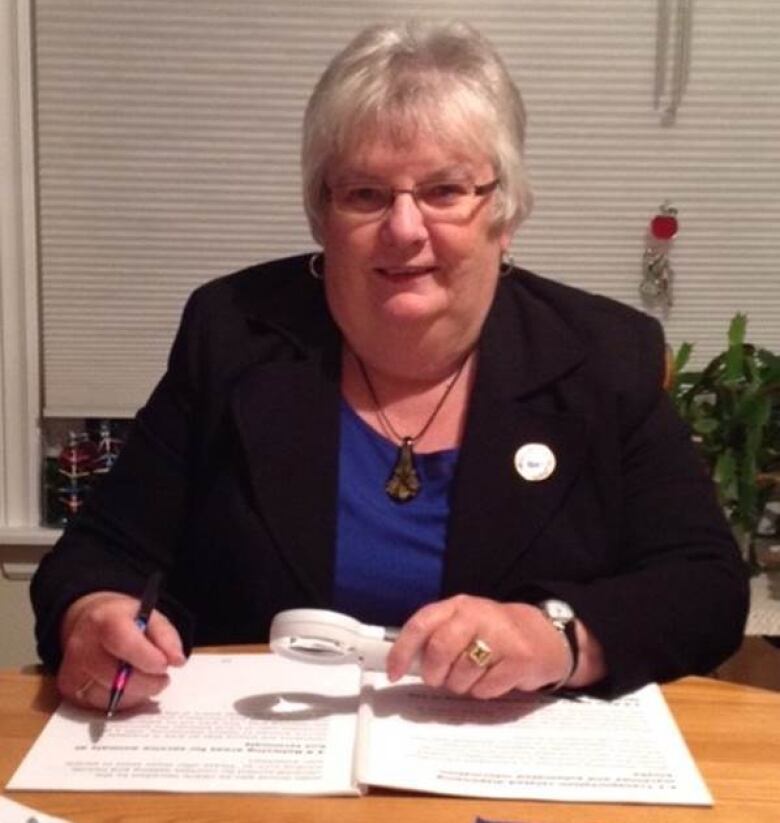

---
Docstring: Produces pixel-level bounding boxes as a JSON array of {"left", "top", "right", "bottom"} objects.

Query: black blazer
[{"left": 32, "top": 255, "right": 748, "bottom": 694}]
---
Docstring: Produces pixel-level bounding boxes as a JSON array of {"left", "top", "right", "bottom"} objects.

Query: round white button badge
[{"left": 513, "top": 443, "right": 556, "bottom": 482}]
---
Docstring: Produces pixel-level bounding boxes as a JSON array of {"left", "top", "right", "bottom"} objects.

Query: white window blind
[{"left": 33, "top": 0, "right": 780, "bottom": 418}]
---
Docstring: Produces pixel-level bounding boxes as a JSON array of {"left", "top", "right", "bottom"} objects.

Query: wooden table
[{"left": 2, "top": 652, "right": 780, "bottom": 823}]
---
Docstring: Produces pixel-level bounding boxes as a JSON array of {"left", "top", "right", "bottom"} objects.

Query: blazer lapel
[
  {"left": 444, "top": 277, "right": 588, "bottom": 596},
  {"left": 230, "top": 285, "right": 342, "bottom": 607}
]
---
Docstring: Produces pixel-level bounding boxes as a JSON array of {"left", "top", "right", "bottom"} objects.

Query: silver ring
[
  {"left": 466, "top": 638, "right": 493, "bottom": 668},
  {"left": 308, "top": 252, "right": 324, "bottom": 280}
]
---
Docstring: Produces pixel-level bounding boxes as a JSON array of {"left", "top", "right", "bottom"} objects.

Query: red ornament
[{"left": 650, "top": 213, "right": 678, "bottom": 241}]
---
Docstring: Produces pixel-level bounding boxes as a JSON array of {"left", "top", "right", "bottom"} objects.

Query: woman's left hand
[{"left": 386, "top": 594, "right": 599, "bottom": 699}]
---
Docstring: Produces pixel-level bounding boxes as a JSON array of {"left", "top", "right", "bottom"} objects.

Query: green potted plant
[{"left": 667, "top": 314, "right": 780, "bottom": 571}]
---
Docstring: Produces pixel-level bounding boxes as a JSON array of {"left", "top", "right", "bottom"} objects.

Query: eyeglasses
[{"left": 327, "top": 178, "right": 500, "bottom": 222}]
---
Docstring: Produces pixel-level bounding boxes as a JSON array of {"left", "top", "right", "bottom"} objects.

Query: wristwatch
[{"left": 537, "top": 599, "right": 579, "bottom": 691}]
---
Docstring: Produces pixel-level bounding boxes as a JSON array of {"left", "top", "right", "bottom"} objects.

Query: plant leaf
[
  {"left": 724, "top": 314, "right": 747, "bottom": 384},
  {"left": 714, "top": 451, "right": 737, "bottom": 504},
  {"left": 692, "top": 416, "right": 719, "bottom": 435},
  {"left": 674, "top": 342, "right": 693, "bottom": 373}
]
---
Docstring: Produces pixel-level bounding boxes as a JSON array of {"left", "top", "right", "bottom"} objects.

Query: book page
[
  {"left": 8, "top": 655, "right": 363, "bottom": 795},
  {"left": 356, "top": 675, "right": 712, "bottom": 805},
  {"left": 0, "top": 796, "right": 72, "bottom": 822}
]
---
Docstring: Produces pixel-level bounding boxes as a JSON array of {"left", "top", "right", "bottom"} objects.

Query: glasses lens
[
  {"left": 416, "top": 181, "right": 471, "bottom": 211},
  {"left": 334, "top": 185, "right": 391, "bottom": 214}
]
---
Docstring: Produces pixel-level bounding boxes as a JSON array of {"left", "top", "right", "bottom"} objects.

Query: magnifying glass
[{"left": 269, "top": 608, "right": 420, "bottom": 674}]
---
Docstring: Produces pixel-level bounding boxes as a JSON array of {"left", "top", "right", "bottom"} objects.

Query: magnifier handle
[
  {"left": 358, "top": 630, "right": 421, "bottom": 676},
  {"left": 358, "top": 636, "right": 392, "bottom": 671}
]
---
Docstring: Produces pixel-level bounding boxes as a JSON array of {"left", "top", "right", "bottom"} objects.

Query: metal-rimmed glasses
[{"left": 327, "top": 178, "right": 500, "bottom": 223}]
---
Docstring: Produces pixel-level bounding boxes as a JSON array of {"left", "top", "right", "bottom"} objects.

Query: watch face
[{"left": 543, "top": 599, "right": 574, "bottom": 622}]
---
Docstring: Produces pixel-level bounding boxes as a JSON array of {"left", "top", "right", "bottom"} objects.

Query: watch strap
[{"left": 548, "top": 619, "right": 578, "bottom": 691}]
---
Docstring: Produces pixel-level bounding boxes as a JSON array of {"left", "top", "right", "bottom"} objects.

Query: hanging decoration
[
  {"left": 654, "top": 0, "right": 694, "bottom": 126},
  {"left": 640, "top": 202, "right": 679, "bottom": 313}
]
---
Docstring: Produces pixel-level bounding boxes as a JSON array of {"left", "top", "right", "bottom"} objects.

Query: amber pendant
[{"left": 385, "top": 437, "right": 421, "bottom": 503}]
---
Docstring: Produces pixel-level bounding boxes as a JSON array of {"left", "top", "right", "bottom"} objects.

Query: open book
[{"left": 8, "top": 654, "right": 711, "bottom": 804}]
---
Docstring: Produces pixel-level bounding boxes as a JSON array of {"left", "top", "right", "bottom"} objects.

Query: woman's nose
[{"left": 379, "top": 192, "right": 429, "bottom": 248}]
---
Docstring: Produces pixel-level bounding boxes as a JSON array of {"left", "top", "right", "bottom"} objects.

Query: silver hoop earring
[
  {"left": 500, "top": 253, "right": 516, "bottom": 276},
  {"left": 308, "top": 253, "right": 324, "bottom": 280}
]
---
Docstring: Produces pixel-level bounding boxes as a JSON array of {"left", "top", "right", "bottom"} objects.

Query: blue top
[{"left": 332, "top": 401, "right": 458, "bottom": 627}]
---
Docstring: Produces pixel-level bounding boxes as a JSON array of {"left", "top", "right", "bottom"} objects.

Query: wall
[{"left": 0, "top": 559, "right": 41, "bottom": 667}]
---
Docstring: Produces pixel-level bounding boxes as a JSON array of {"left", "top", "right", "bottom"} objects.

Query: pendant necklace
[{"left": 354, "top": 353, "right": 470, "bottom": 504}]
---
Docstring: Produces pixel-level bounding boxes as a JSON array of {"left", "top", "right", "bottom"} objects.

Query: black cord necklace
[{"left": 354, "top": 353, "right": 469, "bottom": 503}]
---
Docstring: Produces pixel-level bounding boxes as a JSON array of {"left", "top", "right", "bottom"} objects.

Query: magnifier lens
[{"left": 287, "top": 636, "right": 352, "bottom": 661}]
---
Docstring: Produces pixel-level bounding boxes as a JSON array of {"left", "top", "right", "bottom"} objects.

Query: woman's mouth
[{"left": 375, "top": 265, "right": 437, "bottom": 279}]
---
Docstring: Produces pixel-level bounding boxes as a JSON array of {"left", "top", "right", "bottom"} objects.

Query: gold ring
[
  {"left": 75, "top": 677, "right": 96, "bottom": 701},
  {"left": 466, "top": 638, "right": 493, "bottom": 668}
]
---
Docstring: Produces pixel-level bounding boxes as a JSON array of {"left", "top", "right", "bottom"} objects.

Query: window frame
[{"left": 0, "top": 0, "right": 52, "bottom": 546}]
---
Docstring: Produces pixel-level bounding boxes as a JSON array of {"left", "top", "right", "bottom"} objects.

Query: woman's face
[{"left": 320, "top": 135, "right": 512, "bottom": 361}]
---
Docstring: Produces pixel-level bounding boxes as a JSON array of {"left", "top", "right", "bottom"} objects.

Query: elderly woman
[{"left": 32, "top": 20, "right": 747, "bottom": 710}]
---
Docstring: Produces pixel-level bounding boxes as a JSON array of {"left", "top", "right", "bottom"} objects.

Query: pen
[{"left": 106, "top": 570, "right": 163, "bottom": 718}]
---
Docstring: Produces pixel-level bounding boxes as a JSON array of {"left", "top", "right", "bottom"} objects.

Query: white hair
[{"left": 301, "top": 20, "right": 533, "bottom": 243}]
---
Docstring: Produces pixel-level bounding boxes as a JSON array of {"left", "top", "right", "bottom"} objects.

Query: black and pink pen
[{"left": 106, "top": 570, "right": 163, "bottom": 718}]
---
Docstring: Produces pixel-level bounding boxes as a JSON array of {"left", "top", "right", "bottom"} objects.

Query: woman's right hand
[{"left": 57, "top": 590, "right": 186, "bottom": 712}]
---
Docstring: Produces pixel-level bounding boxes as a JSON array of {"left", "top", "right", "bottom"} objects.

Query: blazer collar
[{"left": 476, "top": 272, "right": 586, "bottom": 401}]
